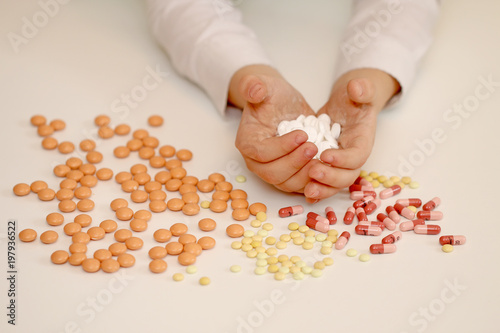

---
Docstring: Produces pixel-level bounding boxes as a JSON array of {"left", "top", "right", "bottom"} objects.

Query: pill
[
  {"left": 385, "top": 206, "right": 401, "bottom": 223},
  {"left": 149, "top": 259, "right": 168, "bottom": 273},
  {"left": 423, "top": 197, "right": 441, "bottom": 211},
  {"left": 409, "top": 181, "right": 419, "bottom": 189},
  {"left": 13, "top": 183, "right": 31, "bottom": 196},
  {"left": 379, "top": 185, "right": 402, "bottom": 199},
  {"left": 355, "top": 225, "right": 382, "bottom": 236},
  {"left": 359, "top": 254, "right": 371, "bottom": 262},
  {"left": 348, "top": 184, "right": 373, "bottom": 192},
  {"left": 69, "top": 243, "right": 87, "bottom": 254},
  {"left": 355, "top": 207, "right": 367, "bottom": 222},
  {"left": 172, "top": 273, "right": 184, "bottom": 281},
  {"left": 394, "top": 203, "right": 415, "bottom": 220},
  {"left": 325, "top": 207, "right": 337, "bottom": 224},
  {"left": 40, "top": 230, "right": 58, "bottom": 244},
  {"left": 358, "top": 220, "right": 385, "bottom": 230},
  {"left": 346, "top": 248, "right": 358, "bottom": 257},
  {"left": 305, "top": 218, "right": 329, "bottom": 233},
  {"left": 108, "top": 243, "right": 127, "bottom": 256},
  {"left": 343, "top": 207, "right": 355, "bottom": 225},
  {"left": 232, "top": 208, "right": 250, "bottom": 221},
  {"left": 199, "top": 277, "right": 211, "bottom": 286},
  {"left": 117, "top": 253, "right": 135, "bottom": 267},
  {"left": 31, "top": 114, "right": 46, "bottom": 126},
  {"left": 178, "top": 252, "right": 196, "bottom": 266},
  {"left": 353, "top": 195, "right": 375, "bottom": 209},
  {"left": 68, "top": 253, "right": 87, "bottom": 266},
  {"left": 376, "top": 213, "right": 396, "bottom": 231},
  {"left": 279, "top": 205, "right": 304, "bottom": 217},
  {"left": 226, "top": 224, "right": 244, "bottom": 238},
  {"left": 439, "top": 235, "right": 466, "bottom": 246},
  {"left": 148, "top": 115, "right": 163, "bottom": 126},
  {"left": 19, "top": 229, "right": 37, "bottom": 242},
  {"left": 349, "top": 190, "right": 377, "bottom": 200},
  {"left": 37, "top": 124, "right": 54, "bottom": 136},
  {"left": 50, "top": 119, "right": 66, "bottom": 130},
  {"left": 399, "top": 219, "right": 425, "bottom": 232},
  {"left": 370, "top": 244, "right": 397, "bottom": 254},
  {"left": 414, "top": 224, "right": 441, "bottom": 235},
  {"left": 382, "top": 231, "right": 402, "bottom": 244},
  {"left": 364, "top": 198, "right": 381, "bottom": 214},
  {"left": 101, "top": 259, "right": 120, "bottom": 273},
  {"left": 441, "top": 244, "right": 454, "bottom": 253},
  {"left": 396, "top": 198, "right": 422, "bottom": 207},
  {"left": 334, "top": 231, "right": 350, "bottom": 250},
  {"left": 306, "top": 212, "right": 329, "bottom": 224},
  {"left": 51, "top": 250, "right": 69, "bottom": 264},
  {"left": 82, "top": 258, "right": 101, "bottom": 272},
  {"left": 114, "top": 123, "right": 131, "bottom": 135},
  {"left": 417, "top": 211, "right": 443, "bottom": 221}
]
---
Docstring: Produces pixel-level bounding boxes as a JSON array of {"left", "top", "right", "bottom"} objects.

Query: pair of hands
[{"left": 231, "top": 66, "right": 399, "bottom": 203}]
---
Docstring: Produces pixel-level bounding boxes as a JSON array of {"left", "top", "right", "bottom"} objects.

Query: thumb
[
  {"left": 238, "top": 75, "right": 268, "bottom": 104},
  {"left": 347, "top": 78, "right": 375, "bottom": 105}
]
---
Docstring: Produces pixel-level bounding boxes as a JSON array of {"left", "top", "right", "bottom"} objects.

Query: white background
[{"left": 1, "top": 1, "right": 499, "bottom": 333}]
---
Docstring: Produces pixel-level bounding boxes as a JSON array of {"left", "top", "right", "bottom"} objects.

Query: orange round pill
[
  {"left": 66, "top": 170, "right": 84, "bottom": 182},
  {"left": 148, "top": 115, "right": 163, "bottom": 127},
  {"left": 60, "top": 178, "right": 78, "bottom": 190},
  {"left": 198, "top": 236, "right": 216, "bottom": 250},
  {"left": 231, "top": 199, "right": 249, "bottom": 210},
  {"left": 178, "top": 184, "right": 197, "bottom": 195},
  {"left": 69, "top": 243, "right": 87, "bottom": 254},
  {"left": 149, "top": 246, "right": 167, "bottom": 259},
  {"left": 56, "top": 188, "right": 74, "bottom": 201},
  {"left": 68, "top": 253, "right": 87, "bottom": 266},
  {"left": 249, "top": 202, "right": 267, "bottom": 215},
  {"left": 142, "top": 136, "right": 159, "bottom": 148},
  {"left": 96, "top": 168, "right": 113, "bottom": 180},
  {"left": 58, "top": 141, "right": 75, "bottom": 154},
  {"left": 94, "top": 114, "right": 111, "bottom": 127},
  {"left": 183, "top": 243, "right": 203, "bottom": 256},
  {"left": 115, "top": 172, "right": 132, "bottom": 184},
  {"left": 170, "top": 167, "right": 187, "bottom": 180},
  {"left": 80, "top": 175, "right": 98, "bottom": 188},
  {"left": 149, "top": 200, "right": 167, "bottom": 213},
  {"left": 74, "top": 214, "right": 92, "bottom": 227},
  {"left": 121, "top": 180, "right": 139, "bottom": 193},
  {"left": 159, "top": 145, "right": 176, "bottom": 158},
  {"left": 215, "top": 181, "right": 233, "bottom": 192},
  {"left": 101, "top": 259, "right": 120, "bottom": 273},
  {"left": 99, "top": 219, "right": 118, "bottom": 233},
  {"left": 182, "top": 176, "right": 198, "bottom": 185},
  {"left": 138, "top": 147, "right": 155, "bottom": 159},
  {"left": 116, "top": 207, "right": 134, "bottom": 221},
  {"left": 117, "top": 253, "right": 135, "bottom": 268},
  {"left": 40, "top": 230, "right": 58, "bottom": 244},
  {"left": 66, "top": 157, "right": 83, "bottom": 170},
  {"left": 154, "top": 171, "right": 171, "bottom": 184},
  {"left": 165, "top": 242, "right": 183, "bottom": 255},
  {"left": 86, "top": 151, "right": 103, "bottom": 164},
  {"left": 144, "top": 181, "right": 162, "bottom": 193},
  {"left": 72, "top": 232, "right": 90, "bottom": 244},
  {"left": 198, "top": 218, "right": 216, "bottom": 232},
  {"left": 182, "top": 203, "right": 200, "bottom": 216},
  {"left": 182, "top": 192, "right": 199, "bottom": 204},
  {"left": 63, "top": 222, "right": 81, "bottom": 236},
  {"left": 82, "top": 258, "right": 101, "bottom": 272},
  {"left": 165, "top": 178, "right": 182, "bottom": 191},
  {"left": 50, "top": 119, "right": 66, "bottom": 131},
  {"left": 46, "top": 212, "right": 64, "bottom": 226},
  {"left": 87, "top": 227, "right": 106, "bottom": 241},
  {"left": 130, "top": 163, "right": 148, "bottom": 175},
  {"left": 37, "top": 124, "right": 54, "bottom": 137},
  {"left": 54, "top": 164, "right": 71, "bottom": 177},
  {"left": 127, "top": 138, "right": 143, "bottom": 151},
  {"left": 178, "top": 252, "right": 196, "bottom": 266},
  {"left": 208, "top": 173, "right": 225, "bottom": 184},
  {"left": 149, "top": 156, "right": 166, "bottom": 168},
  {"left": 109, "top": 243, "right": 127, "bottom": 256},
  {"left": 114, "top": 146, "right": 130, "bottom": 159},
  {"left": 230, "top": 189, "right": 248, "bottom": 200},
  {"left": 74, "top": 186, "right": 92, "bottom": 199},
  {"left": 114, "top": 229, "right": 132, "bottom": 242},
  {"left": 41, "top": 137, "right": 58, "bottom": 150},
  {"left": 134, "top": 209, "right": 152, "bottom": 221},
  {"left": 149, "top": 190, "right": 167, "bottom": 201},
  {"left": 19, "top": 229, "right": 37, "bottom": 242},
  {"left": 134, "top": 173, "right": 151, "bottom": 186},
  {"left": 114, "top": 123, "right": 131, "bottom": 135},
  {"left": 94, "top": 249, "right": 112, "bottom": 261},
  {"left": 133, "top": 129, "right": 149, "bottom": 140},
  {"left": 167, "top": 198, "right": 184, "bottom": 211},
  {"left": 212, "top": 190, "right": 230, "bottom": 201},
  {"left": 130, "top": 218, "right": 148, "bottom": 232},
  {"left": 210, "top": 199, "right": 227, "bottom": 213},
  {"left": 176, "top": 149, "right": 193, "bottom": 161},
  {"left": 130, "top": 190, "right": 148, "bottom": 203},
  {"left": 232, "top": 208, "right": 250, "bottom": 221},
  {"left": 59, "top": 199, "right": 77, "bottom": 213},
  {"left": 153, "top": 229, "right": 172, "bottom": 243},
  {"left": 77, "top": 199, "right": 94, "bottom": 212},
  {"left": 125, "top": 237, "right": 144, "bottom": 250},
  {"left": 170, "top": 223, "right": 188, "bottom": 236},
  {"left": 30, "top": 114, "right": 46, "bottom": 126},
  {"left": 79, "top": 163, "right": 96, "bottom": 175},
  {"left": 13, "top": 183, "right": 31, "bottom": 196},
  {"left": 31, "top": 180, "right": 48, "bottom": 193},
  {"left": 149, "top": 259, "right": 167, "bottom": 273},
  {"left": 178, "top": 234, "right": 196, "bottom": 245},
  {"left": 98, "top": 126, "right": 114, "bottom": 139},
  {"left": 197, "top": 179, "right": 215, "bottom": 193},
  {"left": 51, "top": 250, "right": 69, "bottom": 265},
  {"left": 165, "top": 159, "right": 182, "bottom": 170},
  {"left": 226, "top": 224, "right": 244, "bottom": 238},
  {"left": 79, "top": 139, "right": 96, "bottom": 152}
]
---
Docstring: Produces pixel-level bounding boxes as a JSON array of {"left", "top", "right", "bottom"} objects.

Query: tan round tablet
[
  {"left": 42, "top": 137, "right": 58, "bottom": 150},
  {"left": 148, "top": 115, "right": 163, "bottom": 127},
  {"left": 37, "top": 124, "right": 54, "bottom": 137},
  {"left": 165, "top": 159, "right": 182, "bottom": 170},
  {"left": 46, "top": 212, "right": 64, "bottom": 226},
  {"left": 230, "top": 189, "right": 248, "bottom": 200},
  {"left": 167, "top": 198, "right": 184, "bottom": 211},
  {"left": 125, "top": 237, "right": 143, "bottom": 250},
  {"left": 121, "top": 180, "right": 139, "bottom": 193},
  {"left": 149, "top": 246, "right": 167, "bottom": 259},
  {"left": 178, "top": 234, "right": 196, "bottom": 245},
  {"left": 117, "top": 253, "right": 135, "bottom": 268},
  {"left": 98, "top": 126, "right": 114, "bottom": 139},
  {"left": 114, "top": 146, "right": 130, "bottom": 159},
  {"left": 198, "top": 236, "right": 216, "bottom": 250},
  {"left": 69, "top": 243, "right": 87, "bottom": 254},
  {"left": 79, "top": 139, "right": 96, "bottom": 152},
  {"left": 149, "top": 156, "right": 166, "bottom": 168},
  {"left": 208, "top": 173, "right": 225, "bottom": 183},
  {"left": 54, "top": 164, "right": 71, "bottom": 177},
  {"left": 165, "top": 242, "right": 183, "bottom": 255},
  {"left": 176, "top": 149, "right": 193, "bottom": 161},
  {"left": 138, "top": 147, "right": 155, "bottom": 159},
  {"left": 130, "top": 163, "right": 147, "bottom": 175},
  {"left": 231, "top": 199, "right": 249, "bottom": 210},
  {"left": 114, "top": 229, "right": 132, "bottom": 242},
  {"left": 99, "top": 220, "right": 118, "bottom": 233},
  {"left": 134, "top": 209, "right": 152, "bottom": 221},
  {"left": 165, "top": 178, "right": 182, "bottom": 191},
  {"left": 19, "top": 229, "right": 37, "bottom": 242},
  {"left": 86, "top": 151, "right": 103, "bottom": 164},
  {"left": 60, "top": 178, "right": 77, "bottom": 190},
  {"left": 114, "top": 123, "right": 131, "bottom": 135},
  {"left": 178, "top": 184, "right": 197, "bottom": 195},
  {"left": 183, "top": 243, "right": 203, "bottom": 256},
  {"left": 50, "top": 119, "right": 66, "bottom": 131},
  {"left": 74, "top": 214, "right": 92, "bottom": 227},
  {"left": 96, "top": 168, "right": 113, "bottom": 180},
  {"left": 72, "top": 232, "right": 90, "bottom": 244},
  {"left": 178, "top": 252, "right": 196, "bottom": 266},
  {"left": 130, "top": 190, "right": 148, "bottom": 203},
  {"left": 249, "top": 202, "right": 267, "bottom": 215},
  {"left": 182, "top": 192, "right": 199, "bottom": 204},
  {"left": 149, "top": 200, "right": 167, "bottom": 213},
  {"left": 87, "top": 227, "right": 106, "bottom": 241},
  {"left": 170, "top": 223, "right": 188, "bottom": 236},
  {"left": 40, "top": 230, "right": 58, "bottom": 244},
  {"left": 149, "top": 190, "right": 167, "bottom": 201},
  {"left": 66, "top": 157, "right": 83, "bottom": 169},
  {"left": 181, "top": 176, "right": 198, "bottom": 185},
  {"left": 133, "top": 172, "right": 151, "bottom": 185},
  {"left": 95, "top": 115, "right": 111, "bottom": 127},
  {"left": 210, "top": 199, "right": 227, "bottom": 213},
  {"left": 171, "top": 167, "right": 187, "bottom": 180},
  {"left": 79, "top": 163, "right": 96, "bottom": 175},
  {"left": 74, "top": 186, "right": 92, "bottom": 199},
  {"left": 80, "top": 175, "right": 98, "bottom": 188},
  {"left": 51, "top": 250, "right": 69, "bottom": 264},
  {"left": 68, "top": 253, "right": 87, "bottom": 266},
  {"left": 31, "top": 180, "right": 48, "bottom": 193},
  {"left": 56, "top": 188, "right": 74, "bottom": 201},
  {"left": 215, "top": 181, "right": 233, "bottom": 192},
  {"left": 110, "top": 198, "right": 128, "bottom": 211},
  {"left": 133, "top": 129, "right": 149, "bottom": 140},
  {"left": 130, "top": 218, "right": 148, "bottom": 232},
  {"left": 198, "top": 218, "right": 216, "bottom": 232},
  {"left": 153, "top": 229, "right": 172, "bottom": 243},
  {"left": 116, "top": 207, "right": 134, "bottom": 221},
  {"left": 232, "top": 208, "right": 250, "bottom": 221},
  {"left": 101, "top": 259, "right": 120, "bottom": 273},
  {"left": 154, "top": 171, "right": 171, "bottom": 184},
  {"left": 66, "top": 170, "right": 84, "bottom": 182},
  {"left": 63, "top": 222, "right": 81, "bottom": 236},
  {"left": 115, "top": 172, "right": 132, "bottom": 184},
  {"left": 77, "top": 199, "right": 94, "bottom": 212},
  {"left": 30, "top": 115, "right": 46, "bottom": 126},
  {"left": 197, "top": 179, "right": 215, "bottom": 193},
  {"left": 143, "top": 136, "right": 159, "bottom": 148},
  {"left": 149, "top": 259, "right": 167, "bottom": 273},
  {"left": 94, "top": 249, "right": 112, "bottom": 261},
  {"left": 182, "top": 203, "right": 200, "bottom": 216},
  {"left": 59, "top": 199, "right": 77, "bottom": 213},
  {"left": 144, "top": 181, "right": 162, "bottom": 193},
  {"left": 37, "top": 188, "right": 55, "bottom": 201},
  {"left": 82, "top": 258, "right": 101, "bottom": 272},
  {"left": 109, "top": 243, "right": 127, "bottom": 256},
  {"left": 127, "top": 138, "right": 143, "bottom": 151},
  {"left": 226, "top": 224, "right": 244, "bottom": 238},
  {"left": 58, "top": 141, "right": 75, "bottom": 154}
]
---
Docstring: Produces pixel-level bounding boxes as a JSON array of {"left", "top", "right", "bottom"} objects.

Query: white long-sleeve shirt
[{"left": 145, "top": 0, "right": 440, "bottom": 114}]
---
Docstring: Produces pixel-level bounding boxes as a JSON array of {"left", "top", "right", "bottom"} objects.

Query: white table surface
[{"left": 1, "top": 1, "right": 499, "bottom": 333}]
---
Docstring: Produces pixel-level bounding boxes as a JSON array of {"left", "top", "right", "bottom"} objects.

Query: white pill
[
  {"left": 288, "top": 120, "right": 303, "bottom": 130},
  {"left": 317, "top": 113, "right": 331, "bottom": 126},
  {"left": 331, "top": 123, "right": 341, "bottom": 139},
  {"left": 304, "top": 115, "right": 316, "bottom": 127},
  {"left": 296, "top": 114, "right": 306, "bottom": 125},
  {"left": 277, "top": 121, "right": 288, "bottom": 136},
  {"left": 302, "top": 126, "right": 317, "bottom": 142}
]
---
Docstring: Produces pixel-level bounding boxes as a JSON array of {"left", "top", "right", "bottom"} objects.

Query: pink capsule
[
  {"left": 348, "top": 184, "right": 373, "bottom": 192},
  {"left": 325, "top": 206, "right": 337, "bottom": 225},
  {"left": 355, "top": 207, "right": 368, "bottom": 222},
  {"left": 423, "top": 197, "right": 441, "bottom": 211},
  {"left": 352, "top": 176, "right": 364, "bottom": 185},
  {"left": 382, "top": 231, "right": 402, "bottom": 244},
  {"left": 306, "top": 218, "right": 329, "bottom": 233},
  {"left": 350, "top": 190, "right": 377, "bottom": 200},
  {"left": 395, "top": 198, "right": 422, "bottom": 207},
  {"left": 414, "top": 224, "right": 441, "bottom": 235},
  {"left": 358, "top": 220, "right": 385, "bottom": 230},
  {"left": 335, "top": 231, "right": 350, "bottom": 250},
  {"left": 394, "top": 203, "right": 415, "bottom": 220},
  {"left": 353, "top": 196, "right": 375, "bottom": 209},
  {"left": 376, "top": 213, "right": 396, "bottom": 231},
  {"left": 417, "top": 210, "right": 443, "bottom": 221},
  {"left": 364, "top": 198, "right": 381, "bottom": 214},
  {"left": 370, "top": 244, "right": 397, "bottom": 254},
  {"left": 343, "top": 207, "right": 355, "bottom": 225},
  {"left": 385, "top": 206, "right": 401, "bottom": 223},
  {"left": 439, "top": 235, "right": 466, "bottom": 246},
  {"left": 354, "top": 225, "right": 382, "bottom": 236},
  {"left": 379, "top": 185, "right": 402, "bottom": 199},
  {"left": 278, "top": 205, "right": 304, "bottom": 218},
  {"left": 306, "top": 212, "right": 329, "bottom": 224},
  {"left": 399, "top": 219, "right": 425, "bottom": 232}
]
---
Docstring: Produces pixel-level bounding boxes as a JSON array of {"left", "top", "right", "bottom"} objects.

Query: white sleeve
[
  {"left": 335, "top": 0, "right": 440, "bottom": 102},
  {"left": 145, "top": 0, "right": 272, "bottom": 114}
]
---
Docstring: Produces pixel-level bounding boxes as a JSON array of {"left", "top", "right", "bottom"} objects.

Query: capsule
[
  {"left": 399, "top": 219, "right": 425, "bottom": 232},
  {"left": 354, "top": 225, "right": 382, "bottom": 236},
  {"left": 335, "top": 231, "right": 350, "bottom": 250},
  {"left": 376, "top": 213, "right": 396, "bottom": 231},
  {"left": 364, "top": 198, "right": 381, "bottom": 215},
  {"left": 306, "top": 212, "right": 329, "bottom": 224},
  {"left": 385, "top": 206, "right": 401, "bottom": 223},
  {"left": 352, "top": 176, "right": 363, "bottom": 185},
  {"left": 306, "top": 218, "right": 329, "bottom": 233},
  {"left": 359, "top": 178, "right": 372, "bottom": 187},
  {"left": 370, "top": 244, "right": 397, "bottom": 254},
  {"left": 325, "top": 207, "right": 337, "bottom": 225},
  {"left": 353, "top": 196, "right": 375, "bottom": 209},
  {"left": 355, "top": 207, "right": 367, "bottom": 222},
  {"left": 394, "top": 203, "right": 415, "bottom": 220},
  {"left": 278, "top": 205, "right": 304, "bottom": 218},
  {"left": 439, "top": 235, "right": 466, "bottom": 246},
  {"left": 414, "top": 224, "right": 441, "bottom": 235},
  {"left": 358, "top": 220, "right": 385, "bottom": 230},
  {"left": 350, "top": 190, "right": 377, "bottom": 200},
  {"left": 379, "top": 185, "right": 402, "bottom": 199},
  {"left": 396, "top": 198, "right": 422, "bottom": 207},
  {"left": 417, "top": 210, "right": 443, "bottom": 221},
  {"left": 423, "top": 197, "right": 441, "bottom": 211},
  {"left": 382, "top": 231, "right": 402, "bottom": 244},
  {"left": 348, "top": 184, "right": 373, "bottom": 192},
  {"left": 343, "top": 207, "right": 355, "bottom": 225}
]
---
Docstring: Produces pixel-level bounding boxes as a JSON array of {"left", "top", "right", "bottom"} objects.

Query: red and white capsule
[
  {"left": 348, "top": 184, "right": 373, "bottom": 192},
  {"left": 377, "top": 213, "right": 396, "bottom": 231},
  {"left": 306, "top": 212, "right": 329, "bottom": 224},
  {"left": 414, "top": 224, "right": 441, "bottom": 235},
  {"left": 335, "top": 231, "right": 350, "bottom": 250},
  {"left": 439, "top": 235, "right": 466, "bottom": 246},
  {"left": 395, "top": 198, "right": 422, "bottom": 207},
  {"left": 364, "top": 198, "right": 381, "bottom": 215},
  {"left": 423, "top": 197, "right": 441, "bottom": 211},
  {"left": 399, "top": 219, "right": 425, "bottom": 232},
  {"left": 325, "top": 206, "right": 337, "bottom": 225},
  {"left": 353, "top": 196, "right": 375, "bottom": 209},
  {"left": 417, "top": 210, "right": 443, "bottom": 221},
  {"left": 355, "top": 207, "right": 368, "bottom": 222},
  {"left": 394, "top": 203, "right": 415, "bottom": 220},
  {"left": 370, "top": 244, "right": 397, "bottom": 254},
  {"left": 382, "top": 231, "right": 402, "bottom": 244},
  {"left": 379, "top": 185, "right": 402, "bottom": 199},
  {"left": 343, "top": 207, "right": 355, "bottom": 225},
  {"left": 354, "top": 225, "right": 382, "bottom": 236},
  {"left": 350, "top": 190, "right": 377, "bottom": 200},
  {"left": 278, "top": 205, "right": 304, "bottom": 218},
  {"left": 358, "top": 220, "right": 385, "bottom": 230},
  {"left": 306, "top": 218, "right": 329, "bottom": 233}
]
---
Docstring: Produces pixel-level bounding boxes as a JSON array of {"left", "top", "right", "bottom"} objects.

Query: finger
[
  {"left": 347, "top": 78, "right": 375, "bottom": 105},
  {"left": 273, "top": 159, "right": 320, "bottom": 193},
  {"left": 303, "top": 181, "right": 342, "bottom": 202},
  {"left": 319, "top": 137, "right": 372, "bottom": 170},
  {"left": 246, "top": 141, "right": 317, "bottom": 185},
  {"left": 308, "top": 162, "right": 360, "bottom": 189},
  {"left": 239, "top": 75, "right": 268, "bottom": 104}
]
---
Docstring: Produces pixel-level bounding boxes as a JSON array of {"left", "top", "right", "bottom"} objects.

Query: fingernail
[{"left": 304, "top": 148, "right": 316, "bottom": 159}]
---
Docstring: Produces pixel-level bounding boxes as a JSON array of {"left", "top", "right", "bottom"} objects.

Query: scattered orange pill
[
  {"left": 94, "top": 114, "right": 111, "bottom": 127},
  {"left": 94, "top": 249, "right": 112, "bottom": 261},
  {"left": 165, "top": 178, "right": 182, "bottom": 191},
  {"left": 210, "top": 199, "right": 227, "bottom": 213},
  {"left": 249, "top": 202, "right": 267, "bottom": 215},
  {"left": 117, "top": 253, "right": 135, "bottom": 268},
  {"left": 149, "top": 200, "right": 167, "bottom": 213},
  {"left": 143, "top": 136, "right": 159, "bottom": 148},
  {"left": 134, "top": 172, "right": 151, "bottom": 185},
  {"left": 115, "top": 171, "right": 132, "bottom": 184},
  {"left": 153, "top": 229, "right": 172, "bottom": 243},
  {"left": 114, "top": 146, "right": 130, "bottom": 159},
  {"left": 40, "top": 230, "right": 58, "bottom": 244},
  {"left": 230, "top": 189, "right": 248, "bottom": 200},
  {"left": 232, "top": 208, "right": 250, "bottom": 221},
  {"left": 130, "top": 190, "right": 148, "bottom": 203},
  {"left": 68, "top": 253, "right": 87, "bottom": 266},
  {"left": 82, "top": 258, "right": 101, "bottom": 273},
  {"left": 30, "top": 115, "right": 46, "bottom": 126},
  {"left": 116, "top": 207, "right": 134, "bottom": 221},
  {"left": 96, "top": 168, "right": 113, "bottom": 180},
  {"left": 138, "top": 147, "right": 155, "bottom": 159},
  {"left": 134, "top": 209, "right": 152, "bottom": 221},
  {"left": 74, "top": 186, "right": 92, "bottom": 199},
  {"left": 19, "top": 229, "right": 37, "bottom": 242},
  {"left": 178, "top": 252, "right": 196, "bottom": 266},
  {"left": 178, "top": 183, "right": 197, "bottom": 195},
  {"left": 212, "top": 190, "right": 230, "bottom": 201},
  {"left": 109, "top": 243, "right": 127, "bottom": 256},
  {"left": 74, "top": 214, "right": 92, "bottom": 227},
  {"left": 226, "top": 224, "right": 244, "bottom": 238},
  {"left": 121, "top": 180, "right": 139, "bottom": 193},
  {"left": 198, "top": 218, "right": 216, "bottom": 232},
  {"left": 149, "top": 156, "right": 166, "bottom": 168},
  {"left": 56, "top": 189, "right": 73, "bottom": 202},
  {"left": 60, "top": 178, "right": 78, "bottom": 190},
  {"left": 165, "top": 242, "right": 183, "bottom": 255},
  {"left": 54, "top": 164, "right": 71, "bottom": 177},
  {"left": 66, "top": 157, "right": 83, "bottom": 170},
  {"left": 72, "top": 232, "right": 90, "bottom": 244},
  {"left": 231, "top": 199, "right": 249, "bottom": 210},
  {"left": 198, "top": 236, "right": 216, "bottom": 250},
  {"left": 37, "top": 188, "right": 55, "bottom": 201},
  {"left": 148, "top": 115, "right": 164, "bottom": 127},
  {"left": 114, "top": 229, "right": 133, "bottom": 242},
  {"left": 86, "top": 151, "right": 103, "bottom": 164},
  {"left": 182, "top": 192, "right": 199, "bottom": 204},
  {"left": 154, "top": 171, "right": 171, "bottom": 184},
  {"left": 101, "top": 259, "right": 120, "bottom": 273},
  {"left": 179, "top": 234, "right": 197, "bottom": 245},
  {"left": 125, "top": 237, "right": 144, "bottom": 250},
  {"left": 167, "top": 198, "right": 184, "bottom": 211},
  {"left": 51, "top": 250, "right": 69, "bottom": 265},
  {"left": 130, "top": 218, "right": 148, "bottom": 232},
  {"left": 159, "top": 145, "right": 175, "bottom": 158},
  {"left": 13, "top": 183, "right": 31, "bottom": 196},
  {"left": 182, "top": 203, "right": 200, "bottom": 216},
  {"left": 37, "top": 124, "right": 54, "bottom": 137},
  {"left": 79, "top": 163, "right": 96, "bottom": 175},
  {"left": 208, "top": 173, "right": 225, "bottom": 184},
  {"left": 98, "top": 126, "right": 114, "bottom": 139},
  {"left": 133, "top": 129, "right": 149, "bottom": 140},
  {"left": 184, "top": 243, "right": 203, "bottom": 256},
  {"left": 165, "top": 159, "right": 182, "bottom": 170},
  {"left": 59, "top": 199, "right": 77, "bottom": 213},
  {"left": 31, "top": 180, "right": 48, "bottom": 193},
  {"left": 69, "top": 243, "right": 87, "bottom": 254},
  {"left": 170, "top": 223, "right": 188, "bottom": 236},
  {"left": 41, "top": 137, "right": 58, "bottom": 150},
  {"left": 127, "top": 138, "right": 143, "bottom": 151},
  {"left": 87, "top": 227, "right": 106, "bottom": 241},
  {"left": 215, "top": 181, "right": 233, "bottom": 192},
  {"left": 80, "top": 175, "right": 98, "bottom": 188},
  {"left": 176, "top": 149, "right": 193, "bottom": 161},
  {"left": 49, "top": 119, "right": 66, "bottom": 131},
  {"left": 144, "top": 181, "right": 162, "bottom": 193},
  {"left": 149, "top": 259, "right": 167, "bottom": 273},
  {"left": 63, "top": 222, "right": 82, "bottom": 236},
  {"left": 58, "top": 141, "right": 75, "bottom": 154},
  {"left": 114, "top": 124, "right": 131, "bottom": 135},
  {"left": 79, "top": 139, "right": 96, "bottom": 152},
  {"left": 66, "top": 170, "right": 84, "bottom": 182},
  {"left": 99, "top": 220, "right": 118, "bottom": 233},
  {"left": 149, "top": 246, "right": 167, "bottom": 259},
  {"left": 46, "top": 212, "right": 64, "bottom": 226},
  {"left": 77, "top": 198, "right": 95, "bottom": 212}
]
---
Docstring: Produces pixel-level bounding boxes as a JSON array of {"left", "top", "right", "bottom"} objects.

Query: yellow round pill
[
  {"left": 256, "top": 212, "right": 267, "bottom": 222},
  {"left": 278, "top": 266, "right": 290, "bottom": 274},
  {"left": 401, "top": 176, "right": 412, "bottom": 184},
  {"left": 289, "top": 266, "right": 300, "bottom": 274},
  {"left": 371, "top": 180, "right": 380, "bottom": 188},
  {"left": 243, "top": 230, "right": 254, "bottom": 238},
  {"left": 390, "top": 176, "right": 401, "bottom": 183},
  {"left": 262, "top": 223, "right": 273, "bottom": 231},
  {"left": 322, "top": 240, "right": 334, "bottom": 248},
  {"left": 250, "top": 219, "right": 262, "bottom": 228},
  {"left": 314, "top": 261, "right": 326, "bottom": 270},
  {"left": 288, "top": 222, "right": 299, "bottom": 231},
  {"left": 279, "top": 234, "right": 291, "bottom": 242},
  {"left": 276, "top": 241, "right": 287, "bottom": 249},
  {"left": 200, "top": 201, "right": 210, "bottom": 209},
  {"left": 368, "top": 171, "right": 379, "bottom": 178},
  {"left": 172, "top": 273, "right": 184, "bottom": 281},
  {"left": 256, "top": 252, "right": 268, "bottom": 259},
  {"left": 323, "top": 257, "right": 334, "bottom": 266},
  {"left": 268, "top": 264, "right": 279, "bottom": 273},
  {"left": 383, "top": 180, "right": 394, "bottom": 188},
  {"left": 377, "top": 175, "right": 388, "bottom": 183},
  {"left": 359, "top": 254, "right": 371, "bottom": 262},
  {"left": 246, "top": 250, "right": 258, "bottom": 258},
  {"left": 267, "top": 256, "right": 278, "bottom": 265},
  {"left": 266, "top": 248, "right": 278, "bottom": 256},
  {"left": 256, "top": 259, "right": 267, "bottom": 267},
  {"left": 327, "top": 229, "right": 338, "bottom": 237},
  {"left": 408, "top": 206, "right": 417, "bottom": 213},
  {"left": 199, "top": 277, "right": 210, "bottom": 285},
  {"left": 321, "top": 247, "right": 332, "bottom": 255},
  {"left": 302, "top": 242, "right": 314, "bottom": 250},
  {"left": 230, "top": 265, "right": 241, "bottom": 273},
  {"left": 311, "top": 269, "right": 323, "bottom": 278},
  {"left": 346, "top": 248, "right": 358, "bottom": 257},
  {"left": 364, "top": 176, "right": 373, "bottom": 182},
  {"left": 265, "top": 236, "right": 277, "bottom": 245},
  {"left": 257, "top": 230, "right": 268, "bottom": 237},
  {"left": 290, "top": 256, "right": 301, "bottom": 264},
  {"left": 293, "top": 272, "right": 305, "bottom": 280},
  {"left": 274, "top": 272, "right": 286, "bottom": 281},
  {"left": 241, "top": 244, "right": 252, "bottom": 252},
  {"left": 231, "top": 241, "right": 242, "bottom": 249},
  {"left": 278, "top": 255, "right": 289, "bottom": 263},
  {"left": 235, "top": 175, "right": 246, "bottom": 183},
  {"left": 293, "top": 237, "right": 305, "bottom": 246},
  {"left": 301, "top": 266, "right": 313, "bottom": 274},
  {"left": 298, "top": 225, "right": 309, "bottom": 233},
  {"left": 315, "top": 234, "right": 327, "bottom": 242},
  {"left": 409, "top": 181, "right": 420, "bottom": 189},
  {"left": 442, "top": 244, "right": 454, "bottom": 253},
  {"left": 304, "top": 230, "right": 315, "bottom": 238},
  {"left": 359, "top": 170, "right": 368, "bottom": 177},
  {"left": 186, "top": 265, "right": 197, "bottom": 274}
]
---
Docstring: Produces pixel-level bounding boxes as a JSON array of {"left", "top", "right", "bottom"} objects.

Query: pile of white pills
[{"left": 277, "top": 114, "right": 341, "bottom": 159}]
